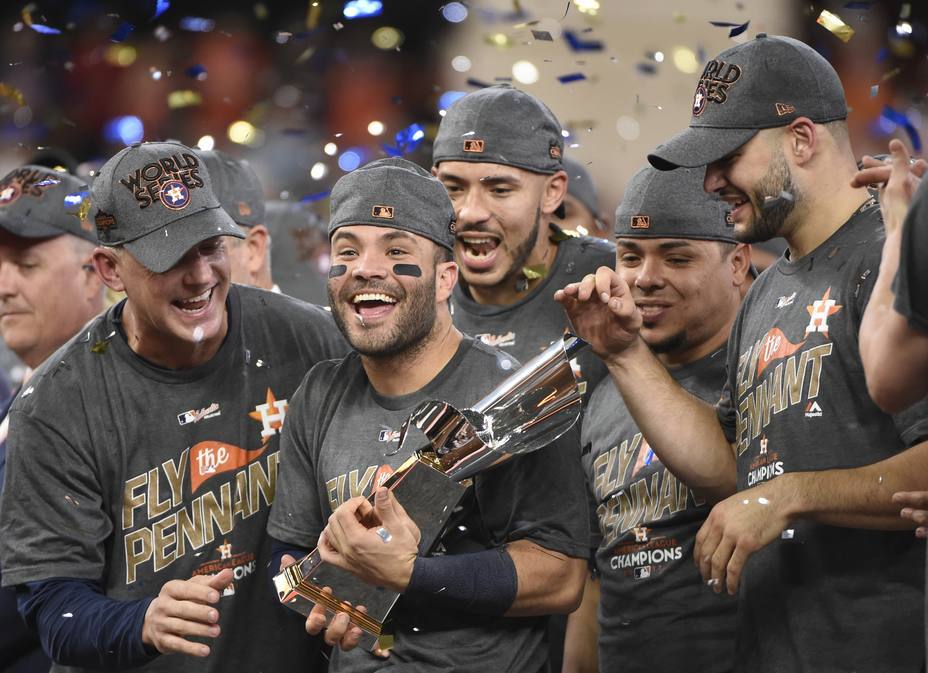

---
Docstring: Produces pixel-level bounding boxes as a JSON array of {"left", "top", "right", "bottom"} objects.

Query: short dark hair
[{"left": 434, "top": 245, "right": 453, "bottom": 264}]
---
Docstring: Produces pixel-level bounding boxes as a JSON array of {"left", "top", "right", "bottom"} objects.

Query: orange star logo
[
  {"left": 248, "top": 388, "right": 288, "bottom": 441},
  {"left": 805, "top": 287, "right": 842, "bottom": 338}
]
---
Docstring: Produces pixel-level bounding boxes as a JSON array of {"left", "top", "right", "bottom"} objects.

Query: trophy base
[{"left": 274, "top": 453, "right": 469, "bottom": 651}]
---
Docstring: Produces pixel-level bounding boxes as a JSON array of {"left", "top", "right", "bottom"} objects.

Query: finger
[
  {"left": 162, "top": 578, "right": 222, "bottom": 605},
  {"left": 306, "top": 599, "right": 330, "bottom": 636},
  {"left": 892, "top": 491, "right": 928, "bottom": 508},
  {"left": 156, "top": 633, "right": 211, "bottom": 657},
  {"left": 916, "top": 527, "right": 927, "bottom": 539},
  {"left": 204, "top": 569, "right": 234, "bottom": 592},
  {"left": 912, "top": 159, "right": 928, "bottom": 178},
  {"left": 163, "top": 599, "right": 220, "bottom": 625},
  {"left": 851, "top": 166, "right": 891, "bottom": 188},
  {"left": 887, "top": 138, "right": 913, "bottom": 177},
  {"left": 694, "top": 519, "right": 722, "bottom": 581},
  {"left": 373, "top": 646, "right": 391, "bottom": 659},
  {"left": 280, "top": 554, "right": 297, "bottom": 572},
  {"left": 709, "top": 536, "right": 737, "bottom": 594},
  {"left": 725, "top": 544, "right": 751, "bottom": 595},
  {"left": 339, "top": 621, "right": 365, "bottom": 652},
  {"left": 160, "top": 616, "right": 222, "bottom": 639},
  {"left": 324, "top": 611, "right": 351, "bottom": 647},
  {"left": 576, "top": 274, "right": 597, "bottom": 302},
  {"left": 900, "top": 508, "right": 928, "bottom": 525}
]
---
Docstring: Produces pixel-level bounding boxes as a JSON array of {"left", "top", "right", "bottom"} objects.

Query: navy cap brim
[
  {"left": 647, "top": 126, "right": 759, "bottom": 171},
  {"left": 123, "top": 205, "right": 244, "bottom": 273}
]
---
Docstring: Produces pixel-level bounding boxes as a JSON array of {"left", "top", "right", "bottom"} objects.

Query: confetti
[
  {"left": 153, "top": 0, "right": 170, "bottom": 19},
  {"left": 382, "top": 122, "right": 425, "bottom": 156},
  {"left": 816, "top": 10, "right": 855, "bottom": 42},
  {"left": 179, "top": 16, "right": 215, "bottom": 32},
  {"left": 900, "top": 3, "right": 911, "bottom": 19},
  {"left": 21, "top": 4, "right": 62, "bottom": 35},
  {"left": 531, "top": 30, "right": 553, "bottom": 41},
  {"left": 635, "top": 62, "right": 657, "bottom": 75},
  {"left": 110, "top": 21, "right": 134, "bottom": 42},
  {"left": 185, "top": 64, "right": 208, "bottom": 80},
  {"left": 557, "top": 72, "right": 586, "bottom": 83},
  {"left": 153, "top": 25, "right": 171, "bottom": 41},
  {"left": 485, "top": 32, "right": 511, "bottom": 48},
  {"left": 870, "top": 84, "right": 879, "bottom": 97},
  {"left": 881, "top": 105, "right": 922, "bottom": 152},
  {"left": 64, "top": 190, "right": 91, "bottom": 222},
  {"left": 91, "top": 340, "right": 110, "bottom": 354},
  {"left": 466, "top": 77, "right": 493, "bottom": 88},
  {"left": 0, "top": 83, "right": 26, "bottom": 106},
  {"left": 343, "top": 0, "right": 382, "bottom": 19},
  {"left": 563, "top": 30, "right": 604, "bottom": 52},
  {"left": 709, "top": 20, "right": 750, "bottom": 38},
  {"left": 299, "top": 191, "right": 330, "bottom": 203},
  {"left": 167, "top": 90, "right": 203, "bottom": 109}
]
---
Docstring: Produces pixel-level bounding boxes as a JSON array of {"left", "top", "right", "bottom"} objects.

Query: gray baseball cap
[
  {"left": 648, "top": 34, "right": 848, "bottom": 171},
  {"left": 563, "top": 157, "right": 599, "bottom": 217},
  {"left": 615, "top": 165, "right": 735, "bottom": 242},
  {"left": 197, "top": 150, "right": 266, "bottom": 228},
  {"left": 432, "top": 83, "right": 565, "bottom": 174},
  {"left": 329, "top": 157, "right": 456, "bottom": 251},
  {"left": 90, "top": 141, "right": 244, "bottom": 273},
  {"left": 0, "top": 165, "right": 97, "bottom": 243}
]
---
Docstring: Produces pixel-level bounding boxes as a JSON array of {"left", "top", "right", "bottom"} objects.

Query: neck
[
  {"left": 362, "top": 316, "right": 463, "bottom": 397},
  {"left": 467, "top": 234, "right": 558, "bottom": 307},
  {"left": 121, "top": 301, "right": 227, "bottom": 369},
  {"left": 785, "top": 162, "right": 871, "bottom": 259},
  {"left": 253, "top": 266, "right": 274, "bottom": 291}
]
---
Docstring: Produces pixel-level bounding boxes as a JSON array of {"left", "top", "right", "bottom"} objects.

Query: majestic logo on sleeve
[
  {"left": 118, "top": 152, "right": 205, "bottom": 210},
  {"left": 476, "top": 331, "right": 516, "bottom": 348},
  {"left": 693, "top": 60, "right": 743, "bottom": 115}
]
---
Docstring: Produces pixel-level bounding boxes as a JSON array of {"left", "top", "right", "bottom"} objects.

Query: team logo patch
[
  {"left": 159, "top": 180, "right": 191, "bottom": 210},
  {"left": 775, "top": 103, "right": 796, "bottom": 116},
  {"left": 692, "top": 83, "right": 709, "bottom": 116},
  {"left": 805, "top": 287, "right": 842, "bottom": 337},
  {"left": 372, "top": 205, "right": 394, "bottom": 219},
  {"left": 549, "top": 144, "right": 562, "bottom": 159},
  {"left": 630, "top": 215, "right": 650, "bottom": 229},
  {"left": 95, "top": 211, "right": 117, "bottom": 235},
  {"left": 0, "top": 183, "right": 21, "bottom": 206},
  {"left": 463, "top": 139, "right": 485, "bottom": 153},
  {"left": 237, "top": 201, "right": 252, "bottom": 217}
]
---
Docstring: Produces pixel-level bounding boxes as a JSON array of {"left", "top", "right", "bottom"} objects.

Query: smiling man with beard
[
  {"left": 557, "top": 34, "right": 928, "bottom": 673},
  {"left": 0, "top": 141, "right": 346, "bottom": 673},
  {"left": 268, "top": 157, "right": 588, "bottom": 673}
]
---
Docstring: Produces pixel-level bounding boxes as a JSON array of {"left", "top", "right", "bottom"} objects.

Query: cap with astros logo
[
  {"left": 90, "top": 141, "right": 244, "bottom": 273},
  {"left": 432, "top": 83, "right": 565, "bottom": 175},
  {"left": 648, "top": 34, "right": 848, "bottom": 171},
  {"left": 615, "top": 165, "right": 737, "bottom": 243},
  {"left": 197, "top": 149, "right": 266, "bottom": 228},
  {"left": 0, "top": 165, "right": 97, "bottom": 243},
  {"left": 328, "top": 157, "right": 456, "bottom": 251}
]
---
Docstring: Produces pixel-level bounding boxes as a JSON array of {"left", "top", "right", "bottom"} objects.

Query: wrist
[
  {"left": 388, "top": 554, "right": 417, "bottom": 593},
  {"left": 603, "top": 334, "right": 648, "bottom": 370}
]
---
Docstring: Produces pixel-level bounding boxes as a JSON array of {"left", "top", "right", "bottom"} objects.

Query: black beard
[
  {"left": 737, "top": 151, "right": 800, "bottom": 244},
  {"left": 327, "top": 273, "right": 437, "bottom": 359},
  {"left": 503, "top": 207, "right": 542, "bottom": 286},
  {"left": 645, "top": 328, "right": 688, "bottom": 355}
]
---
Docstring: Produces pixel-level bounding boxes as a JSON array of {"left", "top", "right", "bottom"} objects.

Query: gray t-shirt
[
  {"left": 268, "top": 336, "right": 590, "bottom": 673},
  {"left": 0, "top": 284, "right": 347, "bottom": 673},
  {"left": 717, "top": 200, "right": 928, "bottom": 673},
  {"left": 895, "top": 177, "right": 928, "bottom": 332},
  {"left": 582, "top": 348, "right": 736, "bottom": 673},
  {"left": 450, "top": 226, "right": 615, "bottom": 400}
]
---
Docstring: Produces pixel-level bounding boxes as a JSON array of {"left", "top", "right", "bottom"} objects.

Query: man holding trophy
[{"left": 267, "top": 157, "right": 589, "bottom": 671}]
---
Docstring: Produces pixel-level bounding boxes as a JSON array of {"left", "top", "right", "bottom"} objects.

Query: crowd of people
[{"left": 0, "top": 31, "right": 926, "bottom": 673}]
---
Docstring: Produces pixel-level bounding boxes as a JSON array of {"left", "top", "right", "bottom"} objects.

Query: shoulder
[
  {"left": 295, "top": 351, "right": 361, "bottom": 402},
  {"left": 235, "top": 284, "right": 336, "bottom": 327}
]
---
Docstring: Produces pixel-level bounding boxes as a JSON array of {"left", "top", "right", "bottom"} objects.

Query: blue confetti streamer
[
  {"left": 185, "top": 64, "right": 207, "bottom": 79},
  {"left": 388, "top": 123, "right": 426, "bottom": 156},
  {"left": 881, "top": 105, "right": 922, "bottom": 152},
  {"left": 110, "top": 21, "right": 135, "bottom": 43},
  {"left": 557, "top": 72, "right": 587, "bottom": 84},
  {"left": 180, "top": 17, "right": 214, "bottom": 32},
  {"left": 563, "top": 30, "right": 604, "bottom": 52},
  {"left": 153, "top": 0, "right": 171, "bottom": 19},
  {"left": 29, "top": 22, "right": 61, "bottom": 35},
  {"left": 710, "top": 20, "right": 750, "bottom": 38},
  {"left": 300, "top": 191, "right": 331, "bottom": 203}
]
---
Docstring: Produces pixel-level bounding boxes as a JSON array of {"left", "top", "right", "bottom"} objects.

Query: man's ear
[
  {"left": 92, "top": 247, "right": 126, "bottom": 293},
  {"left": 730, "top": 243, "right": 753, "bottom": 288},
  {"left": 541, "top": 170, "right": 568, "bottom": 216},
  {"left": 244, "top": 225, "right": 270, "bottom": 274},
  {"left": 785, "top": 117, "right": 817, "bottom": 167},
  {"left": 435, "top": 260, "right": 458, "bottom": 303}
]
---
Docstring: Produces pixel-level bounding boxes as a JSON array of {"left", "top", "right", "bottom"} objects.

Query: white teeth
[
  {"left": 464, "top": 237, "right": 495, "bottom": 245},
  {"left": 352, "top": 293, "right": 396, "bottom": 304},
  {"left": 177, "top": 289, "right": 211, "bottom": 308}
]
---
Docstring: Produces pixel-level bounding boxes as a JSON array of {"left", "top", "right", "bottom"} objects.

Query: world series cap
[
  {"left": 432, "top": 83, "right": 565, "bottom": 175},
  {"left": 90, "top": 141, "right": 244, "bottom": 273},
  {"left": 197, "top": 150, "right": 266, "bottom": 228},
  {"left": 329, "top": 157, "right": 456, "bottom": 251},
  {"left": 0, "top": 165, "right": 97, "bottom": 243},
  {"left": 648, "top": 34, "right": 847, "bottom": 171},
  {"left": 615, "top": 165, "right": 735, "bottom": 243}
]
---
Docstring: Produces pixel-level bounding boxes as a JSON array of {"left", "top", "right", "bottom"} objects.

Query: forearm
[
  {"left": 785, "top": 440, "right": 928, "bottom": 529},
  {"left": 505, "top": 539, "right": 586, "bottom": 617},
  {"left": 859, "top": 227, "right": 928, "bottom": 412},
  {"left": 562, "top": 574, "right": 600, "bottom": 673},
  {"left": 606, "top": 339, "right": 736, "bottom": 499},
  {"left": 18, "top": 579, "right": 157, "bottom": 670}
]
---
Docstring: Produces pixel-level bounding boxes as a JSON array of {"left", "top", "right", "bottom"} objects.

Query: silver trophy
[{"left": 273, "top": 335, "right": 587, "bottom": 650}]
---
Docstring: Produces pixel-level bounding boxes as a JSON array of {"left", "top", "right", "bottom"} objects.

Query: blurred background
[{"left": 0, "top": 0, "right": 925, "bottom": 376}]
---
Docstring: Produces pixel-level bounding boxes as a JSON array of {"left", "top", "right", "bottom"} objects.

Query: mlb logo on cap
[
  {"left": 631, "top": 215, "right": 651, "bottom": 229},
  {"left": 372, "top": 205, "right": 395, "bottom": 219},
  {"left": 463, "top": 139, "right": 485, "bottom": 153}
]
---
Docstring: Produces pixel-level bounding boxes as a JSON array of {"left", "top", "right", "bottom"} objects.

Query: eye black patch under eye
[
  {"left": 393, "top": 264, "right": 422, "bottom": 277},
  {"left": 328, "top": 265, "right": 347, "bottom": 278}
]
